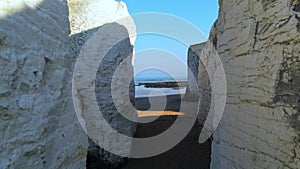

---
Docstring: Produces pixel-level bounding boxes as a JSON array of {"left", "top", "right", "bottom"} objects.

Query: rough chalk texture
[
  {"left": 68, "top": 0, "right": 137, "bottom": 168},
  {"left": 208, "top": 0, "right": 300, "bottom": 168},
  {"left": 0, "top": 0, "right": 88, "bottom": 168},
  {"left": 186, "top": 43, "right": 212, "bottom": 125},
  {"left": 197, "top": 45, "right": 213, "bottom": 126},
  {"left": 185, "top": 43, "right": 205, "bottom": 99}
]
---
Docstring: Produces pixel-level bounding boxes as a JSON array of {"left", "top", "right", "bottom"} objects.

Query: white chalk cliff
[
  {"left": 191, "top": 0, "right": 300, "bottom": 168},
  {"left": 0, "top": 0, "right": 136, "bottom": 168},
  {"left": 0, "top": 0, "right": 88, "bottom": 168}
]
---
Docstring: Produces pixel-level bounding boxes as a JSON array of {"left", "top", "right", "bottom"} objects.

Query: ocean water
[{"left": 135, "top": 77, "right": 187, "bottom": 98}]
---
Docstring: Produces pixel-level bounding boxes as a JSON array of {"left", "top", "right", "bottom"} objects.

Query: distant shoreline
[
  {"left": 136, "top": 81, "right": 187, "bottom": 88},
  {"left": 135, "top": 80, "right": 187, "bottom": 88},
  {"left": 135, "top": 81, "right": 187, "bottom": 98}
]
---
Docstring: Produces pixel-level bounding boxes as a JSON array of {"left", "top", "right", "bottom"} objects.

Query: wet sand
[{"left": 122, "top": 95, "right": 211, "bottom": 169}]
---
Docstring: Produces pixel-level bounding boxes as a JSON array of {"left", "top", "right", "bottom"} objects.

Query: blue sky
[{"left": 122, "top": 0, "right": 219, "bottom": 78}]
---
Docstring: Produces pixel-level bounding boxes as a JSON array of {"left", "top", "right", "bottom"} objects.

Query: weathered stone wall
[
  {"left": 185, "top": 43, "right": 205, "bottom": 99},
  {"left": 68, "top": 0, "right": 136, "bottom": 168},
  {"left": 0, "top": 0, "right": 136, "bottom": 168},
  {"left": 186, "top": 43, "right": 212, "bottom": 125},
  {"left": 0, "top": 0, "right": 88, "bottom": 168},
  {"left": 197, "top": 46, "right": 213, "bottom": 126},
  {"left": 208, "top": 0, "right": 300, "bottom": 168}
]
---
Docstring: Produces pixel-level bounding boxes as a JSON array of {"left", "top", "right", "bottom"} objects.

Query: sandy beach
[{"left": 122, "top": 94, "right": 211, "bottom": 169}]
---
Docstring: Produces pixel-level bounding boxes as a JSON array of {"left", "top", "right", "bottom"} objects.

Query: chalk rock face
[
  {"left": 68, "top": 0, "right": 136, "bottom": 43},
  {"left": 68, "top": 0, "right": 137, "bottom": 168},
  {"left": 186, "top": 43, "right": 205, "bottom": 99},
  {"left": 186, "top": 43, "right": 212, "bottom": 125},
  {"left": 209, "top": 0, "right": 300, "bottom": 168},
  {"left": 0, "top": 0, "right": 88, "bottom": 168}
]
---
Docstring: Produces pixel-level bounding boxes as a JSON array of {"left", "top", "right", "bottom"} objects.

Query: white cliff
[
  {"left": 0, "top": 0, "right": 88, "bottom": 168},
  {"left": 0, "top": 0, "right": 136, "bottom": 168},
  {"left": 68, "top": 0, "right": 137, "bottom": 168},
  {"left": 205, "top": 0, "right": 300, "bottom": 168}
]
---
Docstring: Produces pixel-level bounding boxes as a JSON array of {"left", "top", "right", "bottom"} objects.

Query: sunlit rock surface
[
  {"left": 207, "top": 0, "right": 300, "bottom": 168},
  {"left": 68, "top": 0, "right": 137, "bottom": 168},
  {"left": 0, "top": 0, "right": 88, "bottom": 168},
  {"left": 0, "top": 0, "right": 136, "bottom": 168}
]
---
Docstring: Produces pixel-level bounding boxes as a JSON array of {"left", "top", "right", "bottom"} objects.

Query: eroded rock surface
[
  {"left": 185, "top": 43, "right": 205, "bottom": 100},
  {"left": 68, "top": 0, "right": 137, "bottom": 168},
  {"left": 0, "top": 0, "right": 88, "bottom": 168},
  {"left": 207, "top": 0, "right": 300, "bottom": 168}
]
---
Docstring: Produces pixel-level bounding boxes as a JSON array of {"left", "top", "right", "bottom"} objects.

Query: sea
[{"left": 134, "top": 76, "right": 187, "bottom": 98}]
